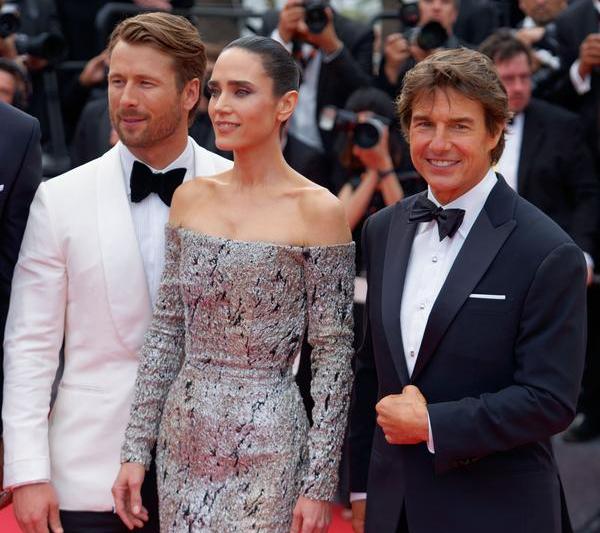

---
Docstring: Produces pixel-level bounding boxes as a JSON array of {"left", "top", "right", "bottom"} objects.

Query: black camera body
[
  {"left": 319, "top": 106, "right": 390, "bottom": 149},
  {"left": 303, "top": 0, "right": 329, "bottom": 34},
  {"left": 397, "top": 0, "right": 450, "bottom": 51}
]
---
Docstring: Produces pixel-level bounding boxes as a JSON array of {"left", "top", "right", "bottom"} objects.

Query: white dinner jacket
[{"left": 2, "top": 140, "right": 232, "bottom": 511}]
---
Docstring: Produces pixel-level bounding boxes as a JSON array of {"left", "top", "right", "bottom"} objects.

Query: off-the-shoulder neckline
[{"left": 168, "top": 223, "right": 355, "bottom": 251}]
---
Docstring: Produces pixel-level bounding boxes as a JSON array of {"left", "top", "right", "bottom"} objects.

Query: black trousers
[{"left": 60, "top": 457, "right": 159, "bottom": 533}]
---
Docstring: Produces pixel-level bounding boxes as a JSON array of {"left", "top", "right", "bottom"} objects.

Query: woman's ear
[{"left": 277, "top": 90, "right": 298, "bottom": 123}]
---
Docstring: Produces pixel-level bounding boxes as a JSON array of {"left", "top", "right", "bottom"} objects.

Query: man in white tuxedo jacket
[{"left": 2, "top": 12, "right": 232, "bottom": 533}]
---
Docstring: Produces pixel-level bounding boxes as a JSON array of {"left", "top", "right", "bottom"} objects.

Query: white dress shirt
[
  {"left": 401, "top": 169, "right": 497, "bottom": 377},
  {"left": 119, "top": 139, "right": 195, "bottom": 305},
  {"left": 495, "top": 112, "right": 524, "bottom": 192}
]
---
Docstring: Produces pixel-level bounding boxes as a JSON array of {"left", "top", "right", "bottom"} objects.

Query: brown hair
[
  {"left": 479, "top": 28, "right": 533, "bottom": 67},
  {"left": 397, "top": 47, "right": 509, "bottom": 164},
  {"left": 108, "top": 12, "right": 206, "bottom": 118}
]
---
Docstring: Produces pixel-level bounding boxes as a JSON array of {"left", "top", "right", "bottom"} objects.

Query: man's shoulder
[
  {"left": 190, "top": 140, "right": 233, "bottom": 172},
  {"left": 527, "top": 98, "right": 580, "bottom": 127}
]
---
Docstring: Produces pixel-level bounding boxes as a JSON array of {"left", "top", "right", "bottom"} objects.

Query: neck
[
  {"left": 231, "top": 133, "right": 290, "bottom": 189},
  {"left": 126, "top": 130, "right": 188, "bottom": 170}
]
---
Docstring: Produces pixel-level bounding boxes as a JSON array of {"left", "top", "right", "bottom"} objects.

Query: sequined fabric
[{"left": 121, "top": 225, "right": 355, "bottom": 532}]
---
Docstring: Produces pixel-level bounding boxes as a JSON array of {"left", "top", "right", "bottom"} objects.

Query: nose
[
  {"left": 120, "top": 81, "right": 138, "bottom": 107},
  {"left": 429, "top": 126, "right": 450, "bottom": 153}
]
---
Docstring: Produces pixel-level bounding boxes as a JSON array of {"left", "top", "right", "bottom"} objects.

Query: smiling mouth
[
  {"left": 427, "top": 159, "right": 458, "bottom": 168},
  {"left": 215, "top": 121, "right": 240, "bottom": 132}
]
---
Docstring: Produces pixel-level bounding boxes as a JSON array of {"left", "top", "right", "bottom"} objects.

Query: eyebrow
[
  {"left": 411, "top": 113, "right": 475, "bottom": 124},
  {"left": 206, "top": 79, "right": 256, "bottom": 89}
]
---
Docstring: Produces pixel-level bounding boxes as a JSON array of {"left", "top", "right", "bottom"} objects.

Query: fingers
[
  {"left": 47, "top": 504, "right": 63, "bottom": 533},
  {"left": 112, "top": 484, "right": 135, "bottom": 531},
  {"left": 290, "top": 507, "right": 302, "bottom": 533},
  {"left": 402, "top": 385, "right": 426, "bottom": 404}
]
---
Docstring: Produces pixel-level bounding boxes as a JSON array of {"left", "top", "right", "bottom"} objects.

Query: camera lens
[
  {"left": 354, "top": 122, "right": 381, "bottom": 149},
  {"left": 416, "top": 21, "right": 448, "bottom": 51},
  {"left": 304, "top": 2, "right": 328, "bottom": 34},
  {"left": 0, "top": 5, "right": 20, "bottom": 39}
]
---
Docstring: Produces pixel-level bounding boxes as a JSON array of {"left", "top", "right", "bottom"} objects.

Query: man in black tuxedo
[
  {"left": 348, "top": 48, "right": 587, "bottom": 533},
  {"left": 480, "top": 31, "right": 599, "bottom": 274},
  {"left": 0, "top": 102, "right": 42, "bottom": 503}
]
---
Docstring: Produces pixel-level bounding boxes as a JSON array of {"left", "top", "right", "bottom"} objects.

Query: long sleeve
[
  {"left": 301, "top": 243, "right": 355, "bottom": 501},
  {"left": 121, "top": 225, "right": 186, "bottom": 468}
]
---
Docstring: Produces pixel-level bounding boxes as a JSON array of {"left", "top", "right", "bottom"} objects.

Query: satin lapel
[
  {"left": 381, "top": 197, "right": 422, "bottom": 385},
  {"left": 96, "top": 145, "right": 152, "bottom": 354},
  {"left": 411, "top": 181, "right": 517, "bottom": 381},
  {"left": 517, "top": 105, "right": 544, "bottom": 197}
]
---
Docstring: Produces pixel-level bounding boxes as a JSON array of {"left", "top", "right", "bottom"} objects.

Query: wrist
[
  {"left": 321, "top": 37, "right": 342, "bottom": 55},
  {"left": 376, "top": 168, "right": 395, "bottom": 180},
  {"left": 578, "top": 61, "right": 592, "bottom": 78}
]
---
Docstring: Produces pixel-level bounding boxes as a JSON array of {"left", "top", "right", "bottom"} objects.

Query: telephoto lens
[{"left": 303, "top": 0, "right": 328, "bottom": 34}]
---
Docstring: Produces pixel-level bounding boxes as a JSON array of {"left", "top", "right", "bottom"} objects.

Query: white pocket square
[
  {"left": 469, "top": 293, "right": 506, "bottom": 300},
  {"left": 0, "top": 184, "right": 4, "bottom": 192}
]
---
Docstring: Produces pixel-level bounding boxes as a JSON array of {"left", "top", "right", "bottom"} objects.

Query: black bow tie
[
  {"left": 130, "top": 161, "right": 186, "bottom": 207},
  {"left": 408, "top": 195, "right": 465, "bottom": 240}
]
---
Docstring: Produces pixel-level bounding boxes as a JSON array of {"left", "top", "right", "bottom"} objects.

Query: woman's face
[{"left": 207, "top": 48, "right": 294, "bottom": 152}]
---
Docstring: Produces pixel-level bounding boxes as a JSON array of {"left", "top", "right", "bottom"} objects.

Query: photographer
[
  {"left": 377, "top": 0, "right": 463, "bottom": 98},
  {"left": 332, "top": 87, "right": 425, "bottom": 271},
  {"left": 261, "top": 0, "right": 373, "bottom": 161}
]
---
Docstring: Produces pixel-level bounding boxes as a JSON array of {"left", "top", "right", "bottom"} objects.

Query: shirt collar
[
  {"left": 119, "top": 138, "right": 195, "bottom": 196},
  {"left": 424, "top": 168, "right": 497, "bottom": 239}
]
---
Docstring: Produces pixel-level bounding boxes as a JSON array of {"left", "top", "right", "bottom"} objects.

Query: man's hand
[
  {"left": 277, "top": 0, "right": 305, "bottom": 43},
  {"left": 515, "top": 27, "right": 545, "bottom": 47},
  {"left": 376, "top": 385, "right": 429, "bottom": 445},
  {"left": 383, "top": 33, "right": 410, "bottom": 84},
  {"left": 578, "top": 33, "right": 600, "bottom": 78},
  {"left": 351, "top": 499, "right": 366, "bottom": 533},
  {"left": 300, "top": 7, "right": 342, "bottom": 55},
  {"left": 12, "top": 482, "right": 63, "bottom": 533},
  {"left": 79, "top": 51, "right": 108, "bottom": 88}
]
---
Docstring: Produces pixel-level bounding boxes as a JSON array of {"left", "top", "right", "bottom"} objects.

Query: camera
[
  {"left": 319, "top": 106, "right": 390, "bottom": 149},
  {"left": 0, "top": 3, "right": 20, "bottom": 39},
  {"left": 412, "top": 21, "right": 449, "bottom": 51},
  {"left": 303, "top": 0, "right": 329, "bottom": 34}
]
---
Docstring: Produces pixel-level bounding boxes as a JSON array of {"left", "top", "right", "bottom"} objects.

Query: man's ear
[
  {"left": 182, "top": 78, "right": 201, "bottom": 113},
  {"left": 277, "top": 90, "right": 299, "bottom": 123}
]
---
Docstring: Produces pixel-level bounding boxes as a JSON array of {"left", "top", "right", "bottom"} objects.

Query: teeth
[{"left": 429, "top": 160, "right": 455, "bottom": 167}]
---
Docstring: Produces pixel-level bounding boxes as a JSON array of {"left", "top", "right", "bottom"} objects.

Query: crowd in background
[{"left": 1, "top": 0, "right": 600, "bottom": 529}]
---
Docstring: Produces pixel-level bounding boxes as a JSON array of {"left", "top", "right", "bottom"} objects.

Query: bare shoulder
[
  {"left": 298, "top": 183, "right": 352, "bottom": 246},
  {"left": 170, "top": 171, "right": 231, "bottom": 226}
]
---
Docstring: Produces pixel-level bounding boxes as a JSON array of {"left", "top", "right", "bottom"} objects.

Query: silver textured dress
[{"left": 121, "top": 225, "right": 355, "bottom": 532}]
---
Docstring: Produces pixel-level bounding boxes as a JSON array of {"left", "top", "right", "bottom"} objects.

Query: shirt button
[
  {"left": 419, "top": 303, "right": 425, "bottom": 310},
  {"left": 410, "top": 350, "right": 415, "bottom": 358},
  {"left": 432, "top": 256, "right": 438, "bottom": 263}
]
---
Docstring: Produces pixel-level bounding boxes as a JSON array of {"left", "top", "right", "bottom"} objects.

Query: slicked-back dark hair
[
  {"left": 479, "top": 28, "right": 533, "bottom": 67},
  {"left": 222, "top": 35, "right": 300, "bottom": 97}
]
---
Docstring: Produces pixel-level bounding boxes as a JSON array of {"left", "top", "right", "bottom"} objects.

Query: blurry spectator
[
  {"left": 261, "top": 0, "right": 373, "bottom": 162},
  {"left": 514, "top": 0, "right": 567, "bottom": 98},
  {"left": 333, "top": 87, "right": 425, "bottom": 272},
  {"left": 553, "top": 0, "right": 600, "bottom": 169},
  {"left": 69, "top": 91, "right": 112, "bottom": 167},
  {"left": 281, "top": 128, "right": 332, "bottom": 190},
  {"left": 0, "top": 57, "right": 28, "bottom": 107},
  {"left": 480, "top": 31, "right": 598, "bottom": 277},
  {"left": 377, "top": 0, "right": 463, "bottom": 97}
]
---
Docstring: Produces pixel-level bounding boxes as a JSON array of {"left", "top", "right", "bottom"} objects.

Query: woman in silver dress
[{"left": 112, "top": 35, "right": 355, "bottom": 532}]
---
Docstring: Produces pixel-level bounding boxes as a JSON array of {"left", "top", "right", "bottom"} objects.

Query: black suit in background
[
  {"left": 517, "top": 98, "right": 599, "bottom": 256},
  {"left": 554, "top": 0, "right": 600, "bottom": 167},
  {"left": 260, "top": 10, "right": 374, "bottom": 152},
  {"left": 349, "top": 176, "right": 587, "bottom": 533},
  {"left": 0, "top": 103, "right": 42, "bottom": 435}
]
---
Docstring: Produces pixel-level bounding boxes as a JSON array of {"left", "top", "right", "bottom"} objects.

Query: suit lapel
[
  {"left": 517, "top": 104, "right": 544, "bottom": 196},
  {"left": 381, "top": 196, "right": 423, "bottom": 385},
  {"left": 96, "top": 144, "right": 152, "bottom": 354},
  {"left": 411, "top": 178, "right": 517, "bottom": 381}
]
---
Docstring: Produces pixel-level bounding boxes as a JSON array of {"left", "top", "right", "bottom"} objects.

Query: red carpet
[{"left": 0, "top": 503, "right": 353, "bottom": 532}]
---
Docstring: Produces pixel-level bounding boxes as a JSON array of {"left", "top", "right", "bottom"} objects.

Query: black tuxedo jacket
[
  {"left": 0, "top": 103, "right": 42, "bottom": 432},
  {"left": 349, "top": 176, "right": 587, "bottom": 533},
  {"left": 518, "top": 98, "right": 599, "bottom": 256},
  {"left": 261, "top": 10, "right": 373, "bottom": 150},
  {"left": 554, "top": 0, "right": 600, "bottom": 164}
]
